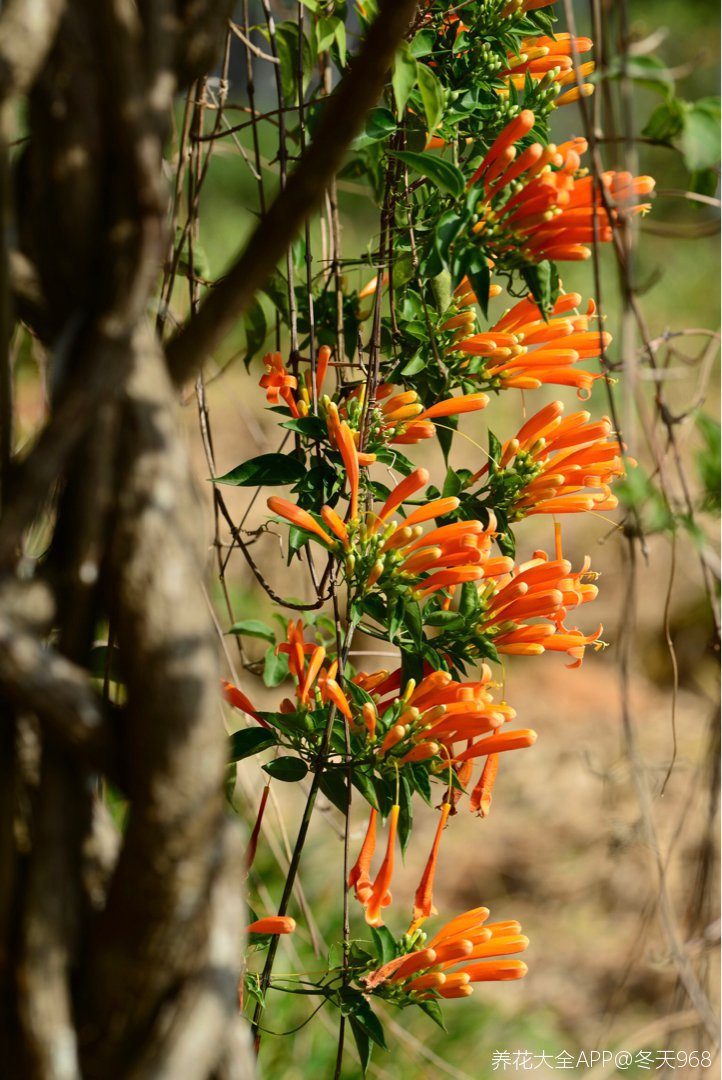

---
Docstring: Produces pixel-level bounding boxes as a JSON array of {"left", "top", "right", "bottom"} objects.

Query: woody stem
[{"left": 250, "top": 613, "right": 359, "bottom": 1047}]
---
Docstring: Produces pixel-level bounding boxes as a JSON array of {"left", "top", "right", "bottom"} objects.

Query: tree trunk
[{"left": 0, "top": 2, "right": 250, "bottom": 1076}]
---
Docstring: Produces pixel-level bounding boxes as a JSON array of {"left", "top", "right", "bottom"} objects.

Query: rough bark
[{"left": 0, "top": 0, "right": 418, "bottom": 1075}]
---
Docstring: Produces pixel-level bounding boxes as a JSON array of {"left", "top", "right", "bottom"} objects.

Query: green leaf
[
  {"left": 431, "top": 266, "right": 454, "bottom": 311},
  {"left": 263, "top": 646, "right": 290, "bottom": 688},
  {"left": 401, "top": 647, "right": 424, "bottom": 685},
  {"left": 280, "top": 415, "right": 327, "bottom": 439},
  {"left": 696, "top": 413, "right": 721, "bottom": 511},
  {"left": 229, "top": 728, "right": 278, "bottom": 762},
  {"left": 400, "top": 352, "right": 426, "bottom": 376},
  {"left": 391, "top": 150, "right": 464, "bottom": 198},
  {"left": 225, "top": 762, "right": 237, "bottom": 805},
  {"left": 410, "top": 763, "right": 432, "bottom": 805},
  {"left": 370, "top": 925, "right": 397, "bottom": 966},
  {"left": 175, "top": 228, "right": 211, "bottom": 281},
  {"left": 352, "top": 770, "right": 380, "bottom": 811},
  {"left": 319, "top": 769, "right": 350, "bottom": 813},
  {"left": 690, "top": 168, "right": 720, "bottom": 198},
  {"left": 353, "top": 1001, "right": 388, "bottom": 1050},
  {"left": 334, "top": 19, "right": 346, "bottom": 66},
  {"left": 417, "top": 998, "right": 446, "bottom": 1029},
  {"left": 374, "top": 447, "right": 417, "bottom": 476},
  {"left": 388, "top": 595, "right": 406, "bottom": 643},
  {"left": 436, "top": 414, "right": 457, "bottom": 462},
  {"left": 442, "top": 465, "right": 462, "bottom": 497},
  {"left": 424, "top": 611, "right": 464, "bottom": 630},
  {"left": 521, "top": 260, "right": 559, "bottom": 317},
  {"left": 417, "top": 63, "right": 444, "bottom": 134},
  {"left": 261, "top": 272, "right": 290, "bottom": 326},
  {"left": 392, "top": 43, "right": 418, "bottom": 119},
  {"left": 213, "top": 453, "right": 306, "bottom": 487},
  {"left": 228, "top": 619, "right": 276, "bottom": 644},
  {"left": 262, "top": 756, "right": 308, "bottom": 782},
  {"left": 404, "top": 600, "right": 423, "bottom": 649},
  {"left": 463, "top": 249, "right": 491, "bottom": 319},
  {"left": 680, "top": 103, "right": 721, "bottom": 171},
  {"left": 488, "top": 429, "right": 502, "bottom": 473},
  {"left": 243, "top": 298, "right": 267, "bottom": 368},
  {"left": 274, "top": 22, "right": 301, "bottom": 105},
  {"left": 398, "top": 775, "right": 413, "bottom": 855},
  {"left": 353, "top": 106, "right": 397, "bottom": 149},
  {"left": 459, "top": 580, "right": 479, "bottom": 619},
  {"left": 316, "top": 15, "right": 340, "bottom": 52},
  {"left": 643, "top": 98, "right": 686, "bottom": 142},
  {"left": 349, "top": 1017, "right": 372, "bottom": 1075},
  {"left": 606, "top": 54, "right": 674, "bottom": 96},
  {"left": 410, "top": 29, "right": 436, "bottom": 58}
]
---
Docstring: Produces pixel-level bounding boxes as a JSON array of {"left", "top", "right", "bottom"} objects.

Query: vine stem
[{"left": 251, "top": 614, "right": 359, "bottom": 1049}]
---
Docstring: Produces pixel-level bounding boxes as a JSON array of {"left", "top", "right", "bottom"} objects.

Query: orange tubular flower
[
  {"left": 247, "top": 916, "right": 296, "bottom": 935},
  {"left": 500, "top": 34, "right": 595, "bottom": 106},
  {"left": 477, "top": 541, "right": 604, "bottom": 667},
  {"left": 267, "top": 496, "right": 337, "bottom": 548},
  {"left": 452, "top": 291, "right": 609, "bottom": 398},
  {"left": 364, "top": 805, "right": 400, "bottom": 926},
  {"left": 411, "top": 802, "right": 452, "bottom": 928},
  {"left": 496, "top": 400, "right": 626, "bottom": 518},
  {"left": 350, "top": 473, "right": 515, "bottom": 603},
  {"left": 468, "top": 111, "right": 654, "bottom": 266},
  {"left": 469, "top": 752, "right": 500, "bottom": 817},
  {"left": 335, "top": 420, "right": 361, "bottom": 520},
  {"left": 222, "top": 680, "right": 259, "bottom": 720},
  {"left": 275, "top": 621, "right": 352, "bottom": 718},
  {"left": 352, "top": 665, "right": 523, "bottom": 814},
  {"left": 358, "top": 271, "right": 389, "bottom": 302},
  {"left": 349, "top": 809, "right": 377, "bottom": 903},
  {"left": 259, "top": 352, "right": 299, "bottom": 415},
  {"left": 372, "top": 383, "right": 490, "bottom": 445}
]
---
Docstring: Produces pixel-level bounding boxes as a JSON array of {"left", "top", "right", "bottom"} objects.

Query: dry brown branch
[{"left": 166, "top": 0, "right": 421, "bottom": 385}]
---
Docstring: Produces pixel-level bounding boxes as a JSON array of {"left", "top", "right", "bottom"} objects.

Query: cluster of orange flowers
[
  {"left": 499, "top": 33, "right": 595, "bottom": 107},
  {"left": 450, "top": 290, "right": 609, "bottom": 397},
  {"left": 233, "top": 10, "right": 655, "bottom": 1018},
  {"left": 468, "top": 109, "right": 654, "bottom": 264},
  {"left": 362, "top": 907, "right": 528, "bottom": 999}
]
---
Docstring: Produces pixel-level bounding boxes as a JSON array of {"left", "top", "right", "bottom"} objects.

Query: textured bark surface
[{"left": 0, "top": 0, "right": 418, "bottom": 1075}]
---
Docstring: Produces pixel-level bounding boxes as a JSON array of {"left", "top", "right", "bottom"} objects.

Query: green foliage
[
  {"left": 229, "top": 728, "right": 278, "bottom": 762},
  {"left": 213, "top": 453, "right": 306, "bottom": 487},
  {"left": 695, "top": 413, "right": 721, "bottom": 512}
]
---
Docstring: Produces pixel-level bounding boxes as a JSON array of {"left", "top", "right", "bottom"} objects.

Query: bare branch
[{"left": 166, "top": 0, "right": 420, "bottom": 385}]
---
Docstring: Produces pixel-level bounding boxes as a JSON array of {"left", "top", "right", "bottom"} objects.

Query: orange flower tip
[{"left": 247, "top": 916, "right": 296, "bottom": 936}]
